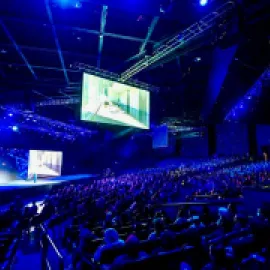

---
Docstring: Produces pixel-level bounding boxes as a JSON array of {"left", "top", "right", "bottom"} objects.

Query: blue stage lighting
[
  {"left": 12, "top": 126, "right": 18, "bottom": 132},
  {"left": 75, "top": 1, "right": 82, "bottom": 8},
  {"left": 55, "top": 0, "right": 81, "bottom": 8},
  {"left": 8, "top": 113, "right": 13, "bottom": 117},
  {"left": 58, "top": 0, "right": 69, "bottom": 5},
  {"left": 200, "top": 0, "right": 208, "bottom": 6},
  {"left": 194, "top": 57, "right": 201, "bottom": 62}
]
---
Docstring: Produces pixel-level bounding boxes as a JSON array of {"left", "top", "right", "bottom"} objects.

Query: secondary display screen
[
  {"left": 153, "top": 125, "right": 168, "bottom": 148},
  {"left": 28, "top": 150, "right": 63, "bottom": 178},
  {"left": 81, "top": 73, "right": 150, "bottom": 129}
]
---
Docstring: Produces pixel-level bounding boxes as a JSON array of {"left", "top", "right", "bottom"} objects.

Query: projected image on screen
[
  {"left": 28, "top": 150, "right": 63, "bottom": 178},
  {"left": 81, "top": 73, "right": 150, "bottom": 129}
]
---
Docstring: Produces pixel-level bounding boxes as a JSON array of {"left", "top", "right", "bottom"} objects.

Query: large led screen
[
  {"left": 28, "top": 150, "right": 63, "bottom": 178},
  {"left": 81, "top": 73, "right": 150, "bottom": 129}
]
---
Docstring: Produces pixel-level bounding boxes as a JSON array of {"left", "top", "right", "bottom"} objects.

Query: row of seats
[{"left": 82, "top": 246, "right": 196, "bottom": 270}]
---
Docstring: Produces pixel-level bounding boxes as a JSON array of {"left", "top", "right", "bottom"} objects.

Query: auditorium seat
[
  {"left": 99, "top": 239, "right": 161, "bottom": 265},
  {"left": 208, "top": 228, "right": 250, "bottom": 246},
  {"left": 111, "top": 246, "right": 195, "bottom": 270}
]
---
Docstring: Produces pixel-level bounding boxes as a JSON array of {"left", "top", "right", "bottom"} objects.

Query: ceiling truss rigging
[
  {"left": 0, "top": 19, "right": 37, "bottom": 80},
  {"left": 45, "top": 0, "right": 69, "bottom": 84},
  {"left": 120, "top": 1, "right": 235, "bottom": 81}
]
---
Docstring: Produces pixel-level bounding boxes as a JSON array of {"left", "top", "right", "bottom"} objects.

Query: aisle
[
  {"left": 12, "top": 232, "right": 41, "bottom": 270},
  {"left": 12, "top": 250, "right": 41, "bottom": 270}
]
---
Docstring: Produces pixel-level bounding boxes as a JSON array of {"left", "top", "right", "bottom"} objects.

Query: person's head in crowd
[
  {"left": 190, "top": 216, "right": 205, "bottom": 229},
  {"left": 153, "top": 218, "right": 164, "bottom": 234},
  {"left": 154, "top": 211, "right": 163, "bottom": 219},
  {"left": 209, "top": 244, "right": 227, "bottom": 268},
  {"left": 175, "top": 208, "right": 187, "bottom": 225},
  {"left": 124, "top": 235, "right": 141, "bottom": 258},
  {"left": 103, "top": 211, "right": 113, "bottom": 228},
  {"left": 72, "top": 217, "right": 79, "bottom": 227},
  {"left": 177, "top": 208, "right": 185, "bottom": 219},
  {"left": 112, "top": 234, "right": 147, "bottom": 267},
  {"left": 148, "top": 218, "right": 164, "bottom": 240},
  {"left": 104, "top": 228, "right": 122, "bottom": 245},
  {"left": 227, "top": 203, "right": 237, "bottom": 215},
  {"left": 160, "top": 231, "right": 177, "bottom": 252},
  {"left": 234, "top": 213, "right": 249, "bottom": 230},
  {"left": 203, "top": 205, "right": 210, "bottom": 216},
  {"left": 217, "top": 207, "right": 233, "bottom": 232}
]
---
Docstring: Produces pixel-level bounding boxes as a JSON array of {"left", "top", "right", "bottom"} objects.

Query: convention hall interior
[{"left": 0, "top": 0, "right": 270, "bottom": 269}]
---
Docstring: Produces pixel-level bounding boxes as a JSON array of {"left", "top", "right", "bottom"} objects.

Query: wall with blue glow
[
  {"left": 256, "top": 125, "right": 270, "bottom": 155},
  {"left": 216, "top": 124, "right": 248, "bottom": 156},
  {"left": 225, "top": 68, "right": 270, "bottom": 121},
  {"left": 202, "top": 45, "right": 238, "bottom": 119},
  {"left": 180, "top": 128, "right": 209, "bottom": 157}
]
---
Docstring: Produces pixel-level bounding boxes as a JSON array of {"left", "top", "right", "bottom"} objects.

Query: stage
[{"left": 0, "top": 174, "right": 99, "bottom": 206}]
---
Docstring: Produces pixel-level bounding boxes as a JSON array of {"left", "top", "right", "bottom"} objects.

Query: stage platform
[{"left": 0, "top": 174, "right": 99, "bottom": 206}]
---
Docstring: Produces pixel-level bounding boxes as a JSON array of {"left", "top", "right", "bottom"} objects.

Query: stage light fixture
[
  {"left": 194, "top": 56, "right": 201, "bottom": 62},
  {"left": 75, "top": 1, "right": 81, "bottom": 8},
  {"left": 12, "top": 126, "right": 18, "bottom": 132},
  {"left": 8, "top": 113, "right": 13, "bottom": 117},
  {"left": 54, "top": 0, "right": 81, "bottom": 9},
  {"left": 200, "top": 0, "right": 208, "bottom": 6}
]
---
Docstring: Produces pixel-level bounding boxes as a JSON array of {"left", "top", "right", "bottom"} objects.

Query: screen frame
[
  {"left": 27, "top": 150, "right": 63, "bottom": 178},
  {"left": 80, "top": 72, "right": 150, "bottom": 129}
]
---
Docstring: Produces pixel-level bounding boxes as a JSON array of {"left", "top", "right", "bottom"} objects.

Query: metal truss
[
  {"left": 97, "top": 5, "right": 108, "bottom": 68},
  {"left": 0, "top": 105, "right": 97, "bottom": 136},
  {"left": 1, "top": 16, "right": 157, "bottom": 45},
  {"left": 140, "top": 16, "right": 159, "bottom": 54},
  {"left": 74, "top": 62, "right": 160, "bottom": 92},
  {"left": 0, "top": 19, "right": 37, "bottom": 80},
  {"left": 36, "top": 97, "right": 80, "bottom": 107},
  {"left": 45, "top": 0, "right": 69, "bottom": 84},
  {"left": 121, "top": 1, "right": 235, "bottom": 81}
]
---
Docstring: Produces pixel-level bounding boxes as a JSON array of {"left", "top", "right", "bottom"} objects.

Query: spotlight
[
  {"left": 199, "top": 0, "right": 208, "bottom": 6},
  {"left": 12, "top": 126, "right": 18, "bottom": 132},
  {"left": 75, "top": 1, "right": 81, "bottom": 8},
  {"left": 55, "top": 0, "right": 81, "bottom": 9},
  {"left": 194, "top": 57, "right": 201, "bottom": 62},
  {"left": 8, "top": 113, "right": 13, "bottom": 117}
]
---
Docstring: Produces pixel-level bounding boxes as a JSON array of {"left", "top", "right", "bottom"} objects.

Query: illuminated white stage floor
[{"left": 0, "top": 174, "right": 99, "bottom": 190}]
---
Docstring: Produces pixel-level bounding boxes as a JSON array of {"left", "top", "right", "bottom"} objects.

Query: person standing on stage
[{"left": 34, "top": 172, "right": 37, "bottom": 183}]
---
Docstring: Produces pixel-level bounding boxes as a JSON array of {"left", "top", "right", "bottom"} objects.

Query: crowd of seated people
[
  {"left": 2, "top": 157, "right": 270, "bottom": 269},
  {"left": 184, "top": 161, "right": 270, "bottom": 201},
  {"left": 27, "top": 159, "right": 269, "bottom": 269},
  {"left": 0, "top": 196, "right": 38, "bottom": 269}
]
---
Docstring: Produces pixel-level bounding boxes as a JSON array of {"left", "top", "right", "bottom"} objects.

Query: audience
[{"left": 2, "top": 157, "right": 270, "bottom": 269}]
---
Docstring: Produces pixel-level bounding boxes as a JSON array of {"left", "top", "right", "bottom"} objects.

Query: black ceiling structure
[{"left": 0, "top": 0, "right": 269, "bottom": 126}]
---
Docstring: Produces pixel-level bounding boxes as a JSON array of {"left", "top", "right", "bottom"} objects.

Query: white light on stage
[
  {"left": 0, "top": 170, "right": 13, "bottom": 183},
  {"left": 200, "top": 0, "right": 208, "bottom": 6},
  {"left": 12, "top": 126, "right": 18, "bottom": 132},
  {"left": 26, "top": 201, "right": 45, "bottom": 214}
]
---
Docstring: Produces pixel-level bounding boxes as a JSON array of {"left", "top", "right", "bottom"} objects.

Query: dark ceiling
[{"left": 0, "top": 0, "right": 269, "bottom": 127}]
